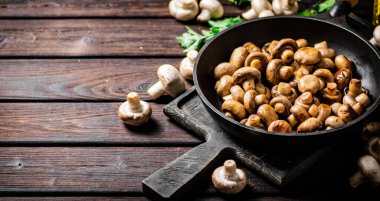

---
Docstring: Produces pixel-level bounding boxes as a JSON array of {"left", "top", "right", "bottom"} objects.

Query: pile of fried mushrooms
[{"left": 214, "top": 38, "right": 371, "bottom": 133}]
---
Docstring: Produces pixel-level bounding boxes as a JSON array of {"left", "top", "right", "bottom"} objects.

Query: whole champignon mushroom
[
  {"left": 370, "top": 25, "right": 380, "bottom": 47},
  {"left": 297, "top": 117, "right": 323, "bottom": 133},
  {"left": 197, "top": 0, "right": 224, "bottom": 22},
  {"left": 368, "top": 137, "right": 380, "bottom": 161},
  {"left": 257, "top": 104, "right": 279, "bottom": 128},
  {"left": 243, "top": 90, "right": 258, "bottom": 114},
  {"left": 313, "top": 69, "right": 334, "bottom": 90},
  {"left": 214, "top": 62, "right": 238, "bottom": 80},
  {"left": 242, "top": 0, "right": 272, "bottom": 20},
  {"left": 233, "top": 67, "right": 261, "bottom": 92},
  {"left": 215, "top": 75, "right": 233, "bottom": 97},
  {"left": 230, "top": 85, "right": 245, "bottom": 103},
  {"left": 298, "top": 75, "right": 321, "bottom": 94},
  {"left": 212, "top": 160, "right": 247, "bottom": 194},
  {"left": 230, "top": 47, "right": 249, "bottom": 68},
  {"left": 334, "top": 68, "right": 352, "bottom": 91},
  {"left": 272, "top": 0, "right": 299, "bottom": 15},
  {"left": 343, "top": 95, "right": 366, "bottom": 116},
  {"left": 147, "top": 64, "right": 186, "bottom": 100},
  {"left": 331, "top": 102, "right": 343, "bottom": 116},
  {"left": 268, "top": 120, "right": 292, "bottom": 133},
  {"left": 266, "top": 59, "right": 294, "bottom": 86},
  {"left": 243, "top": 42, "right": 261, "bottom": 53},
  {"left": 270, "top": 38, "right": 298, "bottom": 62},
  {"left": 271, "top": 82, "right": 298, "bottom": 103},
  {"left": 169, "top": 0, "right": 199, "bottom": 21},
  {"left": 349, "top": 155, "right": 380, "bottom": 188},
  {"left": 118, "top": 92, "right": 152, "bottom": 126},
  {"left": 244, "top": 52, "right": 269, "bottom": 72},
  {"left": 295, "top": 92, "right": 319, "bottom": 110},
  {"left": 314, "top": 41, "right": 335, "bottom": 59},
  {"left": 245, "top": 114, "right": 265, "bottom": 129},
  {"left": 315, "top": 58, "right": 335, "bottom": 71},
  {"left": 255, "top": 94, "right": 269, "bottom": 107},
  {"left": 288, "top": 105, "right": 310, "bottom": 128},
  {"left": 179, "top": 50, "right": 198, "bottom": 80},
  {"left": 356, "top": 93, "right": 371, "bottom": 107},
  {"left": 337, "top": 104, "right": 356, "bottom": 123},
  {"left": 255, "top": 83, "right": 272, "bottom": 99},
  {"left": 308, "top": 104, "right": 331, "bottom": 123},
  {"left": 222, "top": 99, "right": 246, "bottom": 120},
  {"left": 335, "top": 55, "right": 352, "bottom": 70},
  {"left": 269, "top": 96, "right": 292, "bottom": 116},
  {"left": 325, "top": 116, "right": 345, "bottom": 130},
  {"left": 321, "top": 82, "right": 342, "bottom": 105},
  {"left": 294, "top": 47, "right": 322, "bottom": 65},
  {"left": 346, "top": 79, "right": 367, "bottom": 98}
]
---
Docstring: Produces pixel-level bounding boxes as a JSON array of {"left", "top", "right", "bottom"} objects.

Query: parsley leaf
[
  {"left": 177, "top": 26, "right": 206, "bottom": 53},
  {"left": 297, "top": 9, "right": 318, "bottom": 17},
  {"left": 228, "top": 0, "right": 251, "bottom": 6},
  {"left": 316, "top": 0, "right": 336, "bottom": 13},
  {"left": 177, "top": 17, "right": 243, "bottom": 52}
]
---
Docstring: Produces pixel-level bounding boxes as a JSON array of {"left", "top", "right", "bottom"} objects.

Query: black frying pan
[{"left": 194, "top": 3, "right": 380, "bottom": 149}]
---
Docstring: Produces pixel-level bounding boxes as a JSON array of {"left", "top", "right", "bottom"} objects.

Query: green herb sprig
[{"left": 298, "top": 0, "right": 336, "bottom": 16}]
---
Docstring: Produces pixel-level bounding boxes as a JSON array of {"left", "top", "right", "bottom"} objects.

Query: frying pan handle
[
  {"left": 142, "top": 142, "right": 227, "bottom": 201},
  {"left": 329, "top": 0, "right": 352, "bottom": 17}
]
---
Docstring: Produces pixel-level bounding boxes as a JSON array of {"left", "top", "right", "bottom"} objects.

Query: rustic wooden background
[{"left": 0, "top": 0, "right": 377, "bottom": 200}]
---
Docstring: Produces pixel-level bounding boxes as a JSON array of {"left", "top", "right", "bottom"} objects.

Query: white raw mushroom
[
  {"left": 242, "top": 0, "right": 272, "bottom": 20},
  {"left": 179, "top": 50, "right": 198, "bottom": 80},
  {"left": 272, "top": 0, "right": 299, "bottom": 16},
  {"left": 258, "top": 10, "right": 275, "bottom": 18},
  {"left": 169, "top": 0, "right": 199, "bottom": 21},
  {"left": 118, "top": 92, "right": 152, "bottom": 126},
  {"left": 370, "top": 25, "right": 380, "bottom": 47},
  {"left": 147, "top": 64, "right": 186, "bottom": 100},
  {"left": 197, "top": 0, "right": 224, "bottom": 22},
  {"left": 212, "top": 160, "right": 247, "bottom": 194}
]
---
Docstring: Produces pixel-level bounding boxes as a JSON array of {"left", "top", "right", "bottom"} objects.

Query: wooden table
[{"left": 0, "top": 1, "right": 377, "bottom": 200}]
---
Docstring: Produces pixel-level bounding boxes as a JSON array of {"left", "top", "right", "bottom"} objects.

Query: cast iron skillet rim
[{"left": 194, "top": 15, "right": 380, "bottom": 137}]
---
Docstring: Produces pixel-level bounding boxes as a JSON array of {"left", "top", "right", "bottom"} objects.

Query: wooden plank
[
  {"left": 0, "top": 0, "right": 242, "bottom": 18},
  {"left": 0, "top": 102, "right": 200, "bottom": 144},
  {"left": 0, "top": 147, "right": 273, "bottom": 193},
  {"left": 0, "top": 19, "right": 203, "bottom": 57},
  {"left": 0, "top": 59, "right": 190, "bottom": 101}
]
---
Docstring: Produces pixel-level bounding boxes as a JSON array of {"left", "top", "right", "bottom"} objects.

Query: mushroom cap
[
  {"left": 321, "top": 82, "right": 342, "bottom": 104},
  {"left": 296, "top": 38, "right": 308, "bottom": 48},
  {"left": 232, "top": 67, "right": 261, "bottom": 85},
  {"left": 212, "top": 160, "right": 247, "bottom": 194},
  {"left": 230, "top": 85, "right": 245, "bottom": 103},
  {"left": 222, "top": 99, "right": 246, "bottom": 120},
  {"left": 335, "top": 55, "right": 352, "bottom": 70},
  {"left": 337, "top": 104, "right": 356, "bottom": 123},
  {"left": 294, "top": 47, "right": 321, "bottom": 65},
  {"left": 368, "top": 138, "right": 380, "bottom": 161},
  {"left": 258, "top": 9, "right": 275, "bottom": 18},
  {"left": 157, "top": 64, "right": 186, "bottom": 97},
  {"left": 313, "top": 69, "right": 334, "bottom": 84},
  {"left": 270, "top": 38, "right": 298, "bottom": 59},
  {"left": 244, "top": 52, "right": 269, "bottom": 70},
  {"left": 334, "top": 68, "right": 352, "bottom": 91},
  {"left": 268, "top": 120, "right": 292, "bottom": 133},
  {"left": 216, "top": 75, "right": 233, "bottom": 97},
  {"left": 230, "top": 47, "right": 249, "bottom": 68},
  {"left": 244, "top": 90, "right": 258, "bottom": 114},
  {"left": 179, "top": 50, "right": 198, "bottom": 80},
  {"left": 290, "top": 104, "right": 310, "bottom": 123},
  {"left": 373, "top": 25, "right": 380, "bottom": 44},
  {"left": 266, "top": 59, "right": 289, "bottom": 86},
  {"left": 271, "top": 82, "right": 298, "bottom": 103},
  {"left": 243, "top": 42, "right": 261, "bottom": 53},
  {"left": 199, "top": 0, "right": 224, "bottom": 16},
  {"left": 169, "top": 0, "right": 199, "bottom": 21},
  {"left": 245, "top": 114, "right": 264, "bottom": 129},
  {"left": 257, "top": 104, "right": 279, "bottom": 127},
  {"left": 298, "top": 75, "right": 321, "bottom": 94},
  {"left": 118, "top": 93, "right": 152, "bottom": 126},
  {"left": 269, "top": 96, "right": 292, "bottom": 116},
  {"left": 325, "top": 116, "right": 345, "bottom": 129},
  {"left": 214, "top": 62, "right": 238, "bottom": 80},
  {"left": 315, "top": 58, "right": 335, "bottom": 71},
  {"left": 297, "top": 117, "right": 323, "bottom": 133}
]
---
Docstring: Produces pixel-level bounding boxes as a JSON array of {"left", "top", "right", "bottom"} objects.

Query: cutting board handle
[{"left": 142, "top": 142, "right": 228, "bottom": 201}]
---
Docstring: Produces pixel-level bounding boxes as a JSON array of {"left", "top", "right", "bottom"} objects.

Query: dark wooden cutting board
[{"left": 143, "top": 88, "right": 334, "bottom": 200}]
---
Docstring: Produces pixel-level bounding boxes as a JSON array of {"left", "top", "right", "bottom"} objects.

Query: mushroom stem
[
  {"left": 198, "top": 9, "right": 211, "bottom": 22},
  {"left": 127, "top": 92, "right": 142, "bottom": 111},
  {"left": 224, "top": 160, "right": 239, "bottom": 180},
  {"left": 147, "top": 81, "right": 166, "bottom": 100},
  {"left": 349, "top": 171, "right": 365, "bottom": 188}
]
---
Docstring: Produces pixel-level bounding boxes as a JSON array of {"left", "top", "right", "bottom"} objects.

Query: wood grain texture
[
  {"left": 0, "top": 102, "right": 200, "bottom": 144},
  {"left": 0, "top": 147, "right": 274, "bottom": 194},
  {"left": 0, "top": 19, "right": 203, "bottom": 57},
  {"left": 0, "top": 0, "right": 242, "bottom": 18},
  {"left": 0, "top": 59, "right": 192, "bottom": 100}
]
